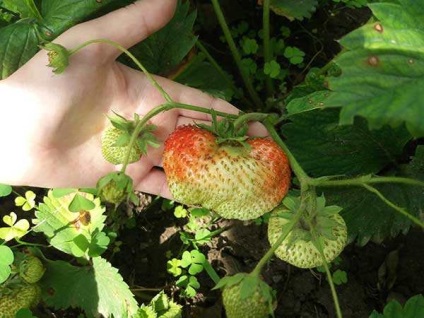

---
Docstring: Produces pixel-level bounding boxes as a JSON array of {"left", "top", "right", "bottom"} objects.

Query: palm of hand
[{"left": 2, "top": 0, "right": 239, "bottom": 197}]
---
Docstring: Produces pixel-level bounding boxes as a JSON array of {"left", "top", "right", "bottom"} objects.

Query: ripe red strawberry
[{"left": 163, "top": 124, "right": 291, "bottom": 220}]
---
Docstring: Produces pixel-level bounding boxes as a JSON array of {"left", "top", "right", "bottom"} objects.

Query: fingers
[
  {"left": 57, "top": 0, "right": 177, "bottom": 59},
  {"left": 132, "top": 168, "right": 173, "bottom": 199}
]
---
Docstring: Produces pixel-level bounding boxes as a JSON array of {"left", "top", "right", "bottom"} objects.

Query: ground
[{"left": 112, "top": 199, "right": 424, "bottom": 318}]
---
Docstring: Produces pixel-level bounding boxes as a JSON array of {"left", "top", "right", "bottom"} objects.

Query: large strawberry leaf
[
  {"left": 173, "top": 52, "right": 235, "bottom": 101},
  {"left": 40, "top": 256, "right": 138, "bottom": 317},
  {"left": 40, "top": 0, "right": 115, "bottom": 40},
  {"left": 325, "top": 0, "right": 424, "bottom": 137},
  {"left": 1, "top": 0, "right": 42, "bottom": 19},
  {"left": 33, "top": 189, "right": 107, "bottom": 258},
  {"left": 283, "top": 109, "right": 411, "bottom": 177},
  {"left": 0, "top": 22, "right": 39, "bottom": 78},
  {"left": 325, "top": 146, "right": 424, "bottom": 245},
  {"left": 122, "top": 0, "right": 197, "bottom": 75}
]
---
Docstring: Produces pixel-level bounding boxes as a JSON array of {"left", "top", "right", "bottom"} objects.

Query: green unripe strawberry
[
  {"left": 267, "top": 196, "right": 347, "bottom": 268},
  {"left": 0, "top": 283, "right": 41, "bottom": 318},
  {"left": 101, "top": 126, "right": 141, "bottom": 165},
  {"left": 216, "top": 273, "right": 274, "bottom": 318},
  {"left": 19, "top": 255, "right": 45, "bottom": 284},
  {"left": 97, "top": 172, "right": 134, "bottom": 205}
]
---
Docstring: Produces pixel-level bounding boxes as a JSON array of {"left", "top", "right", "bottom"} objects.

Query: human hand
[{"left": 0, "top": 0, "right": 265, "bottom": 198}]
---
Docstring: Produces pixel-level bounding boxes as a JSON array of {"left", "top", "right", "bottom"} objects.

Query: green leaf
[
  {"left": 68, "top": 193, "right": 96, "bottom": 212},
  {"left": 241, "top": 37, "right": 259, "bottom": 55},
  {"left": 369, "top": 294, "right": 424, "bottom": 318},
  {"left": 284, "top": 46, "right": 305, "bottom": 65},
  {"left": 325, "top": 1, "right": 424, "bottom": 137},
  {"left": 174, "top": 52, "right": 235, "bottom": 101},
  {"left": 332, "top": 269, "right": 348, "bottom": 285},
  {"left": 0, "top": 245, "right": 14, "bottom": 283},
  {"left": 326, "top": 147, "right": 424, "bottom": 245},
  {"left": 40, "top": 0, "right": 115, "bottom": 39},
  {"left": 14, "top": 190, "right": 36, "bottom": 211},
  {"left": 40, "top": 256, "right": 138, "bottom": 317},
  {"left": 265, "top": 0, "right": 318, "bottom": 21},
  {"left": 33, "top": 190, "right": 106, "bottom": 258},
  {"left": 123, "top": 0, "right": 197, "bottom": 75},
  {"left": 1, "top": 0, "right": 42, "bottom": 19},
  {"left": 0, "top": 212, "right": 30, "bottom": 241},
  {"left": 284, "top": 109, "right": 411, "bottom": 177},
  {"left": 264, "top": 60, "right": 281, "bottom": 78},
  {"left": 0, "top": 183, "right": 12, "bottom": 197},
  {"left": 0, "top": 22, "right": 39, "bottom": 79}
]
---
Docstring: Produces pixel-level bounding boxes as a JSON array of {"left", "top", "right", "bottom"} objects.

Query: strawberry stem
[
  {"left": 263, "top": 119, "right": 310, "bottom": 187},
  {"left": 311, "top": 175, "right": 424, "bottom": 188},
  {"left": 210, "top": 0, "right": 264, "bottom": 109},
  {"left": 251, "top": 199, "right": 305, "bottom": 277},
  {"left": 232, "top": 112, "right": 270, "bottom": 133},
  {"left": 309, "top": 221, "right": 343, "bottom": 318}
]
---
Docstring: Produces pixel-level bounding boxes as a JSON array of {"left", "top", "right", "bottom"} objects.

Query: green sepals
[
  {"left": 215, "top": 273, "right": 275, "bottom": 312},
  {"left": 197, "top": 111, "right": 249, "bottom": 146},
  {"left": 108, "top": 113, "right": 160, "bottom": 156},
  {"left": 96, "top": 172, "right": 135, "bottom": 205},
  {"left": 41, "top": 42, "right": 70, "bottom": 74},
  {"left": 213, "top": 272, "right": 245, "bottom": 290},
  {"left": 19, "top": 255, "right": 45, "bottom": 284}
]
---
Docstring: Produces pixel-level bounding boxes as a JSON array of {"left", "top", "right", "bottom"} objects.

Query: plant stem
[
  {"left": 233, "top": 112, "right": 270, "bottom": 132},
  {"left": 68, "top": 39, "right": 173, "bottom": 103},
  {"left": 362, "top": 184, "right": 424, "bottom": 228},
  {"left": 313, "top": 236, "right": 343, "bottom": 318},
  {"left": 263, "top": 119, "right": 310, "bottom": 185},
  {"left": 262, "top": 0, "right": 273, "bottom": 96},
  {"left": 251, "top": 215, "right": 298, "bottom": 277},
  {"left": 210, "top": 0, "right": 264, "bottom": 108},
  {"left": 195, "top": 41, "right": 253, "bottom": 106},
  {"left": 311, "top": 175, "right": 424, "bottom": 188},
  {"left": 203, "top": 260, "right": 221, "bottom": 285}
]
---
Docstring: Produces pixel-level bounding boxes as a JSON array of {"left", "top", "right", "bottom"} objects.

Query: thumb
[{"left": 58, "top": 0, "right": 177, "bottom": 59}]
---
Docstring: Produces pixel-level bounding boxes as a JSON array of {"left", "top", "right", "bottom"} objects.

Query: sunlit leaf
[{"left": 325, "top": 0, "right": 424, "bottom": 137}]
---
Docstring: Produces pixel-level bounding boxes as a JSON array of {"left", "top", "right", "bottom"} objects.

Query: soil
[{"left": 111, "top": 199, "right": 424, "bottom": 318}]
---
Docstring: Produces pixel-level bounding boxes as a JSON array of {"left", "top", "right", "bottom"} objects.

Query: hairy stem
[
  {"left": 210, "top": 0, "right": 264, "bottom": 108},
  {"left": 312, "top": 234, "right": 343, "bottom": 318},
  {"left": 311, "top": 175, "right": 424, "bottom": 188},
  {"left": 262, "top": 0, "right": 273, "bottom": 96},
  {"left": 263, "top": 119, "right": 310, "bottom": 185}
]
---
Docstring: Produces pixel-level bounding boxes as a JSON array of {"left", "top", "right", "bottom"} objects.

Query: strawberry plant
[{"left": 1, "top": 0, "right": 424, "bottom": 317}]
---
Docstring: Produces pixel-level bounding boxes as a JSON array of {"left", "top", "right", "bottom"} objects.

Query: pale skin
[{"left": 0, "top": 0, "right": 266, "bottom": 199}]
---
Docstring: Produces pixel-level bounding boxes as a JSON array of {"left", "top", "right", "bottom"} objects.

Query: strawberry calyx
[
  {"left": 41, "top": 42, "right": 70, "bottom": 74},
  {"left": 214, "top": 273, "right": 276, "bottom": 318},
  {"left": 196, "top": 111, "right": 273, "bottom": 148},
  {"left": 273, "top": 195, "right": 343, "bottom": 246},
  {"left": 96, "top": 172, "right": 138, "bottom": 205},
  {"left": 108, "top": 112, "right": 160, "bottom": 156}
]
